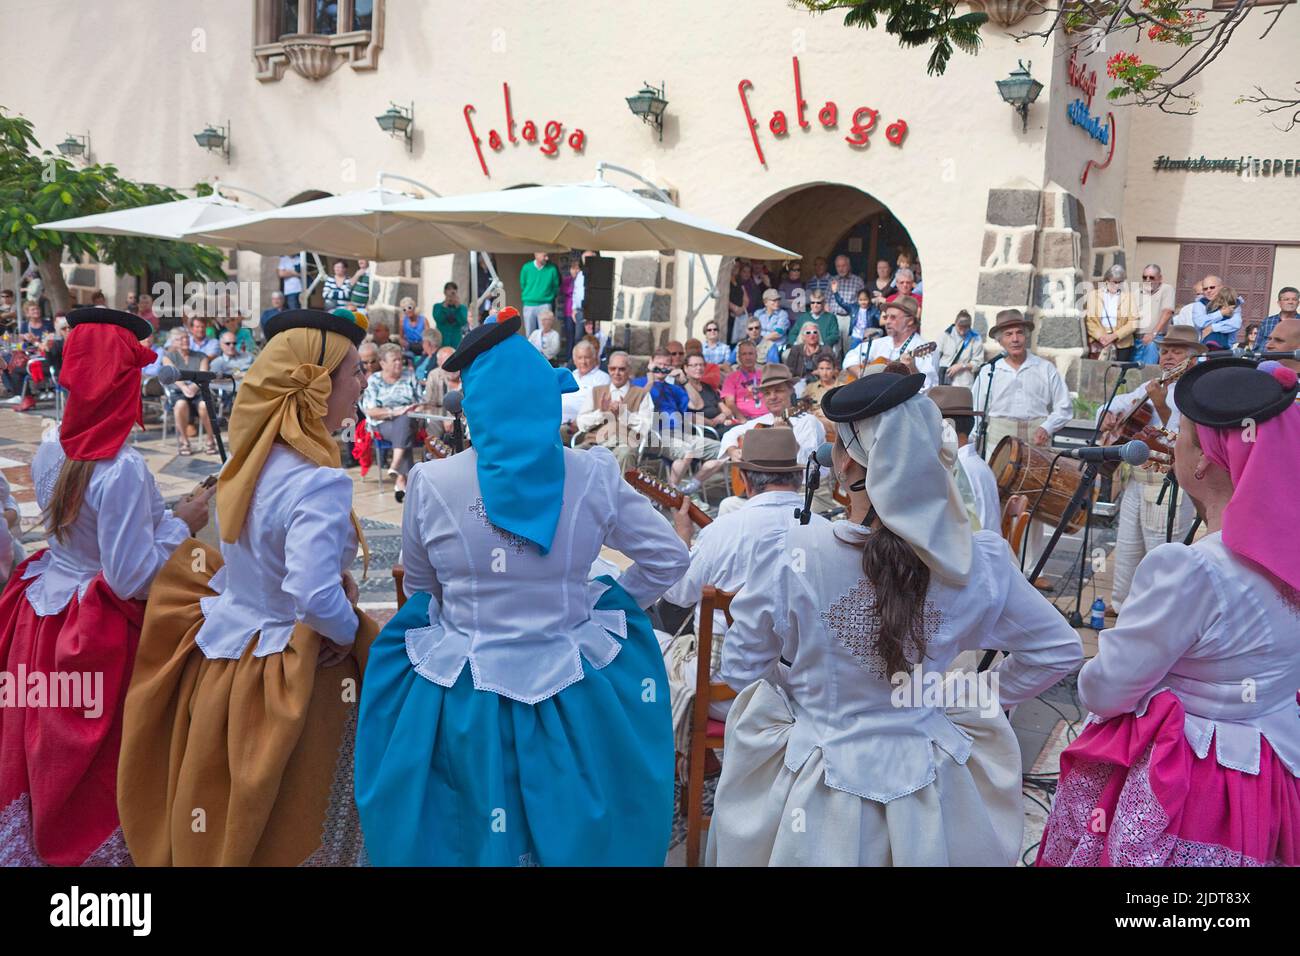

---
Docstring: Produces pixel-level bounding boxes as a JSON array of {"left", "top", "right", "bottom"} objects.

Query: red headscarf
[{"left": 59, "top": 323, "right": 158, "bottom": 461}]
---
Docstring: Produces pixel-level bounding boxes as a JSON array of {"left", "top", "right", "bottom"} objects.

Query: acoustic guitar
[
  {"left": 624, "top": 468, "right": 713, "bottom": 527},
  {"left": 842, "top": 340, "right": 937, "bottom": 383},
  {"left": 728, "top": 398, "right": 816, "bottom": 498}
]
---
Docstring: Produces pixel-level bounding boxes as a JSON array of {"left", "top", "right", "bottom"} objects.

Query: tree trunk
[{"left": 38, "top": 249, "right": 73, "bottom": 315}]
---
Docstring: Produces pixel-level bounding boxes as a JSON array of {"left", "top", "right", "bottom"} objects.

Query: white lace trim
[
  {"left": 0, "top": 793, "right": 132, "bottom": 867},
  {"left": 404, "top": 579, "right": 630, "bottom": 706}
]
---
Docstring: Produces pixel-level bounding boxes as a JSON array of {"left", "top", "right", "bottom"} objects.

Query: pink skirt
[{"left": 1037, "top": 691, "right": 1299, "bottom": 866}]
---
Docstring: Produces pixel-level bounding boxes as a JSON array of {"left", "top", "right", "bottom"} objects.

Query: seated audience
[{"left": 362, "top": 341, "right": 428, "bottom": 502}]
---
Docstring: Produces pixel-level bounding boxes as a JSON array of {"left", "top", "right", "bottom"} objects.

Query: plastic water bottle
[{"left": 1090, "top": 598, "right": 1106, "bottom": 630}]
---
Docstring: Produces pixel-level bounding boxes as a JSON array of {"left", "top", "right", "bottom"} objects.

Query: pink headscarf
[{"left": 1195, "top": 374, "right": 1300, "bottom": 591}]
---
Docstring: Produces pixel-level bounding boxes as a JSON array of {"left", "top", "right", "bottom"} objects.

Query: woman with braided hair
[{"left": 706, "top": 372, "right": 1080, "bottom": 866}]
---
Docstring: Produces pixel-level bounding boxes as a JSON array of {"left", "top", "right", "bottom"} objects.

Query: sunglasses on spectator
[
  {"left": 668, "top": 349, "right": 684, "bottom": 356},
  {"left": 803, "top": 330, "right": 818, "bottom": 336},
  {"left": 1142, "top": 274, "right": 1158, "bottom": 280}
]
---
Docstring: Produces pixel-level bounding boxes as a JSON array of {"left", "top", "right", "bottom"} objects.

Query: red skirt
[
  {"left": 1037, "top": 690, "right": 1300, "bottom": 867},
  {"left": 0, "top": 552, "right": 141, "bottom": 866}
]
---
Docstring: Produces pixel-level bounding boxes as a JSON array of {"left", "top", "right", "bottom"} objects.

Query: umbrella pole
[{"left": 470, "top": 251, "right": 479, "bottom": 323}]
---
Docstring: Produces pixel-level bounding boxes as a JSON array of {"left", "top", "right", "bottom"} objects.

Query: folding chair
[{"left": 685, "top": 585, "right": 737, "bottom": 867}]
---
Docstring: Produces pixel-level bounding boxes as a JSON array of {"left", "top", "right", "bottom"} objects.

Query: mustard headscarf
[{"left": 215, "top": 327, "right": 367, "bottom": 569}]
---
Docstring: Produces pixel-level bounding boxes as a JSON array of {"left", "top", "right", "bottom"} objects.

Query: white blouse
[
  {"left": 723, "top": 525, "right": 1082, "bottom": 802},
  {"left": 22, "top": 436, "right": 189, "bottom": 616},
  {"left": 399, "top": 445, "right": 690, "bottom": 705},
  {"left": 1080, "top": 533, "right": 1300, "bottom": 776},
  {"left": 196, "top": 444, "right": 359, "bottom": 658}
]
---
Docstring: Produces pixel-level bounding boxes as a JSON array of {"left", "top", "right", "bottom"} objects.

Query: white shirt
[
  {"left": 844, "top": 333, "right": 938, "bottom": 389},
  {"left": 561, "top": 366, "right": 610, "bottom": 423},
  {"left": 958, "top": 443, "right": 1002, "bottom": 533},
  {"left": 723, "top": 525, "right": 1081, "bottom": 801},
  {"left": 277, "top": 255, "right": 303, "bottom": 295},
  {"left": 1101, "top": 378, "right": 1182, "bottom": 433},
  {"left": 662, "top": 491, "right": 825, "bottom": 636},
  {"left": 1099, "top": 290, "right": 1121, "bottom": 331},
  {"left": 1080, "top": 533, "right": 1300, "bottom": 776},
  {"left": 23, "top": 436, "right": 188, "bottom": 616},
  {"left": 528, "top": 328, "right": 561, "bottom": 360},
  {"left": 572, "top": 269, "right": 586, "bottom": 311},
  {"left": 576, "top": 380, "right": 653, "bottom": 437},
  {"left": 398, "top": 446, "right": 689, "bottom": 705},
  {"left": 196, "top": 445, "right": 358, "bottom": 658},
  {"left": 1172, "top": 301, "right": 1198, "bottom": 327},
  {"left": 717, "top": 411, "right": 824, "bottom": 465},
  {"left": 970, "top": 353, "right": 1073, "bottom": 436}
]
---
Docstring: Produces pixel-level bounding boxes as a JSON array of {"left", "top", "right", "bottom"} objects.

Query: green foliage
[
  {"left": 0, "top": 106, "right": 225, "bottom": 280},
  {"left": 791, "top": 0, "right": 988, "bottom": 75}
]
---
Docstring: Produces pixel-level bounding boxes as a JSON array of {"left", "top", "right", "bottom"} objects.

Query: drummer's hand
[
  {"left": 341, "top": 571, "right": 359, "bottom": 605},
  {"left": 318, "top": 638, "right": 349, "bottom": 668},
  {"left": 1032, "top": 427, "right": 1051, "bottom": 447}
]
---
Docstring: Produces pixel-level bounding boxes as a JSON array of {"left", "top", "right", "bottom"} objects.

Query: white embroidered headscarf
[{"left": 836, "top": 393, "right": 973, "bottom": 585}]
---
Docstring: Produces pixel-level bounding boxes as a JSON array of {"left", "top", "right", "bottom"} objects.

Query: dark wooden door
[{"left": 1175, "top": 241, "right": 1275, "bottom": 330}]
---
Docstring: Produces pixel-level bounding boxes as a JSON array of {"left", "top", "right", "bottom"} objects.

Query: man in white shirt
[
  {"left": 561, "top": 338, "right": 610, "bottom": 428},
  {"left": 1097, "top": 325, "right": 1202, "bottom": 615},
  {"left": 1137, "top": 263, "right": 1177, "bottom": 345},
  {"left": 930, "top": 386, "right": 1001, "bottom": 533},
  {"left": 842, "top": 296, "right": 937, "bottom": 389},
  {"left": 575, "top": 350, "right": 648, "bottom": 469},
  {"left": 660, "top": 428, "right": 826, "bottom": 755},
  {"left": 277, "top": 255, "right": 303, "bottom": 310},
  {"left": 970, "top": 309, "right": 1073, "bottom": 583},
  {"left": 680, "top": 364, "right": 822, "bottom": 505}
]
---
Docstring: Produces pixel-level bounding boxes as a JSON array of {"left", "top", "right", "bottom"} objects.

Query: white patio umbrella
[
  {"left": 180, "top": 185, "right": 565, "bottom": 259},
  {"left": 383, "top": 172, "right": 797, "bottom": 259},
  {"left": 36, "top": 193, "right": 256, "bottom": 240}
]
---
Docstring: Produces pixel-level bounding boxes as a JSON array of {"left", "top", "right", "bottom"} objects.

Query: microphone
[
  {"left": 442, "top": 389, "right": 465, "bottom": 453},
  {"left": 156, "top": 365, "right": 217, "bottom": 385},
  {"left": 1058, "top": 440, "right": 1150, "bottom": 466},
  {"left": 442, "top": 390, "right": 463, "bottom": 416},
  {"left": 862, "top": 328, "right": 884, "bottom": 340},
  {"left": 1260, "top": 349, "right": 1300, "bottom": 361},
  {"left": 815, "top": 441, "right": 835, "bottom": 468},
  {"left": 1109, "top": 360, "right": 1146, "bottom": 370}
]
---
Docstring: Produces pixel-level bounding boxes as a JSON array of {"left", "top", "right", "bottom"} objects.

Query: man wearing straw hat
[{"left": 1098, "top": 324, "right": 1204, "bottom": 616}]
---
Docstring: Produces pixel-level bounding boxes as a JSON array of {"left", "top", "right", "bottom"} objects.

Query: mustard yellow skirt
[{"left": 117, "top": 540, "right": 376, "bottom": 866}]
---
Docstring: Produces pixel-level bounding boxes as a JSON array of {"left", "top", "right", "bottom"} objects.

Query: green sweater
[{"left": 519, "top": 261, "right": 560, "bottom": 306}]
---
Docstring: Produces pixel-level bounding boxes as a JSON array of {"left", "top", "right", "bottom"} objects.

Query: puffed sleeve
[
  {"left": 283, "top": 468, "right": 360, "bottom": 645},
  {"left": 720, "top": 528, "right": 799, "bottom": 692},
  {"left": 964, "top": 533, "right": 1082, "bottom": 708},
  {"left": 1077, "top": 544, "right": 1209, "bottom": 719},
  {"left": 398, "top": 463, "right": 443, "bottom": 602},
  {"left": 93, "top": 453, "right": 189, "bottom": 601},
  {"left": 597, "top": 449, "right": 689, "bottom": 608}
]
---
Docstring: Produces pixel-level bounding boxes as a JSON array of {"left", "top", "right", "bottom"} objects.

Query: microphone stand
[
  {"left": 980, "top": 458, "right": 1102, "bottom": 672},
  {"left": 196, "top": 381, "right": 227, "bottom": 464},
  {"left": 1160, "top": 473, "right": 1181, "bottom": 543},
  {"left": 794, "top": 455, "right": 820, "bottom": 525},
  {"left": 976, "top": 357, "right": 1000, "bottom": 458}
]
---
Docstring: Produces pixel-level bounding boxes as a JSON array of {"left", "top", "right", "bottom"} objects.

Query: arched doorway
[{"left": 716, "top": 182, "right": 917, "bottom": 342}]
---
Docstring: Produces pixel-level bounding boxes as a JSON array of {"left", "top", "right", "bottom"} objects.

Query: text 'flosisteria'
[{"left": 738, "top": 56, "right": 908, "bottom": 167}]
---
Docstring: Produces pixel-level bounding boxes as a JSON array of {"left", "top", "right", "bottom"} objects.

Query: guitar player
[
  {"left": 842, "top": 296, "right": 938, "bottom": 389},
  {"left": 1098, "top": 324, "right": 1205, "bottom": 618}
]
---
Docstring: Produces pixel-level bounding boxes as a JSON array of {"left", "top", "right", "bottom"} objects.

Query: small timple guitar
[
  {"left": 867, "top": 340, "right": 937, "bottom": 367},
  {"left": 624, "top": 469, "right": 713, "bottom": 527}
]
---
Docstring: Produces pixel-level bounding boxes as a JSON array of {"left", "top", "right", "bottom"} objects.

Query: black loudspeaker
[{"left": 582, "top": 256, "right": 615, "bottom": 323}]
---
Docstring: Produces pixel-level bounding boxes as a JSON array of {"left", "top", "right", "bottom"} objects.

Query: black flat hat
[
  {"left": 821, "top": 371, "right": 926, "bottom": 423},
  {"left": 442, "top": 309, "right": 522, "bottom": 374},
  {"left": 1174, "top": 357, "right": 1298, "bottom": 428},
  {"left": 67, "top": 306, "right": 152, "bottom": 341},
  {"left": 263, "top": 307, "right": 368, "bottom": 347}
]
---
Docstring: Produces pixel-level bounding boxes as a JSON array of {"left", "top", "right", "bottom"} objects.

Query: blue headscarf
[{"left": 461, "top": 321, "right": 577, "bottom": 555}]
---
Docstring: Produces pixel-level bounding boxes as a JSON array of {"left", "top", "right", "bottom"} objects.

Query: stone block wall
[{"left": 605, "top": 250, "right": 676, "bottom": 368}]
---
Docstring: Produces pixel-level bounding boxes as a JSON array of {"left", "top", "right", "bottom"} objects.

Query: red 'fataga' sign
[
  {"left": 464, "top": 83, "right": 587, "bottom": 177},
  {"left": 738, "top": 57, "right": 909, "bottom": 166}
]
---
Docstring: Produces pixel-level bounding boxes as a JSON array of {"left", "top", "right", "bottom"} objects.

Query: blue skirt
[{"left": 354, "top": 577, "right": 675, "bottom": 866}]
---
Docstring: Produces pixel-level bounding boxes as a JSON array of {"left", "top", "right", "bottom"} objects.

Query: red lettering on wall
[
  {"left": 463, "top": 105, "right": 488, "bottom": 177},
  {"left": 792, "top": 56, "right": 809, "bottom": 129},
  {"left": 1066, "top": 47, "right": 1097, "bottom": 109},
  {"left": 738, "top": 62, "right": 908, "bottom": 165},
  {"left": 738, "top": 79, "right": 766, "bottom": 167},
  {"left": 465, "top": 83, "right": 588, "bottom": 176}
]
